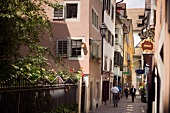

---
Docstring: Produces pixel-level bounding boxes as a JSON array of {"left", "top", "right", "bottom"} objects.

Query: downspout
[{"left": 101, "top": 0, "right": 105, "bottom": 74}]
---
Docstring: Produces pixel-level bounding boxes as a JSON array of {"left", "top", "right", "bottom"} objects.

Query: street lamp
[
  {"left": 100, "top": 23, "right": 107, "bottom": 74},
  {"left": 100, "top": 23, "right": 107, "bottom": 38}
]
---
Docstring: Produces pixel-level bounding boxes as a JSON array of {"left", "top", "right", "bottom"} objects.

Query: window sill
[
  {"left": 65, "top": 18, "right": 80, "bottom": 22},
  {"left": 68, "top": 56, "right": 84, "bottom": 60}
]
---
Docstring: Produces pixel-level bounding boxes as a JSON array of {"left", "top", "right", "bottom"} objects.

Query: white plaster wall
[
  {"left": 103, "top": 0, "right": 116, "bottom": 73},
  {"left": 133, "top": 31, "right": 141, "bottom": 47}
]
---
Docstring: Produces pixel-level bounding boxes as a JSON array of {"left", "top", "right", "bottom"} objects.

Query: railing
[{"left": 0, "top": 75, "right": 78, "bottom": 113}]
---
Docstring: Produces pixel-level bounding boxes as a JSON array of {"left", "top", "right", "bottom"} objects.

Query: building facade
[
  {"left": 102, "top": 0, "right": 116, "bottom": 105},
  {"left": 115, "top": 3, "right": 126, "bottom": 92},
  {"left": 126, "top": 8, "right": 145, "bottom": 89},
  {"left": 153, "top": 0, "right": 170, "bottom": 113},
  {"left": 123, "top": 19, "right": 134, "bottom": 89},
  {"left": 139, "top": 0, "right": 170, "bottom": 112},
  {"left": 44, "top": 0, "right": 104, "bottom": 112}
]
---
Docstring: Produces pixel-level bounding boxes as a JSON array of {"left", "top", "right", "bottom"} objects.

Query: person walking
[
  {"left": 124, "top": 86, "right": 129, "bottom": 99},
  {"left": 111, "top": 84, "right": 119, "bottom": 107},
  {"left": 130, "top": 85, "right": 136, "bottom": 102}
]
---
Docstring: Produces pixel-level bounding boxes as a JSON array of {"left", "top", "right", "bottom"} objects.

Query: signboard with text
[{"left": 140, "top": 38, "right": 154, "bottom": 53}]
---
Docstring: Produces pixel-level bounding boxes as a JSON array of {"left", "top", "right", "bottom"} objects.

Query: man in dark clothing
[
  {"left": 130, "top": 85, "right": 136, "bottom": 102},
  {"left": 124, "top": 87, "right": 129, "bottom": 99}
]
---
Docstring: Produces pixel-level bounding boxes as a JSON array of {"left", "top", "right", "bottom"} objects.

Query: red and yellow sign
[{"left": 140, "top": 38, "right": 154, "bottom": 53}]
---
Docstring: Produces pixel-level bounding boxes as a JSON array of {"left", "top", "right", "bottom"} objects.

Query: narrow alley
[{"left": 90, "top": 95, "right": 147, "bottom": 113}]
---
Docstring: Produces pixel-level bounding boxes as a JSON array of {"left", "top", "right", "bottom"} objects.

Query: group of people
[{"left": 110, "top": 84, "right": 136, "bottom": 107}]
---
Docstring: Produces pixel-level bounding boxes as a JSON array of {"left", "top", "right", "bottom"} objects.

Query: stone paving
[{"left": 90, "top": 95, "right": 147, "bottom": 113}]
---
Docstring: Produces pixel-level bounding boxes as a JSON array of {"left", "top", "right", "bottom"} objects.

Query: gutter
[{"left": 101, "top": 0, "right": 105, "bottom": 74}]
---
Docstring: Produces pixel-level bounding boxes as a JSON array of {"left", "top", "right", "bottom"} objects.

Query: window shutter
[
  {"left": 112, "top": 35, "right": 114, "bottom": 46},
  {"left": 53, "top": 5, "right": 64, "bottom": 19},
  {"left": 57, "top": 40, "right": 68, "bottom": 57}
]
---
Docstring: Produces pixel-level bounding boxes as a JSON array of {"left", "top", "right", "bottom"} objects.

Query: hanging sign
[{"left": 140, "top": 38, "right": 154, "bottom": 53}]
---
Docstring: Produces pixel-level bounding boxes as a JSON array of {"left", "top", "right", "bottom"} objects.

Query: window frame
[
  {"left": 64, "top": 1, "right": 80, "bottom": 22},
  {"left": 68, "top": 37, "right": 85, "bottom": 60},
  {"left": 70, "top": 39, "right": 82, "bottom": 57},
  {"left": 92, "top": 7, "right": 99, "bottom": 30},
  {"left": 90, "top": 38, "right": 99, "bottom": 60}
]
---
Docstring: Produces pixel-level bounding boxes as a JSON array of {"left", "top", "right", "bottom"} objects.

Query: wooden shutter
[
  {"left": 53, "top": 5, "right": 64, "bottom": 19},
  {"left": 57, "top": 40, "right": 68, "bottom": 57}
]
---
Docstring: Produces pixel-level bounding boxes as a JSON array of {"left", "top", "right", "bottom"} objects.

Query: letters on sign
[{"left": 140, "top": 38, "right": 154, "bottom": 53}]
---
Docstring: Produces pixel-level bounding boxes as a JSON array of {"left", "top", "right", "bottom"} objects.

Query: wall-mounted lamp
[
  {"left": 139, "top": 27, "right": 154, "bottom": 40},
  {"left": 100, "top": 23, "right": 107, "bottom": 38},
  {"left": 81, "top": 42, "right": 85, "bottom": 48}
]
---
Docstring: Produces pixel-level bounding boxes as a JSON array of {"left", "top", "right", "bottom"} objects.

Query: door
[{"left": 102, "top": 81, "right": 109, "bottom": 102}]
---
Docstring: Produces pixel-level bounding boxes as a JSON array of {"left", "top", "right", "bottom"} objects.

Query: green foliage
[
  {"left": 0, "top": 0, "right": 72, "bottom": 84},
  {"left": 45, "top": 103, "right": 78, "bottom": 113}
]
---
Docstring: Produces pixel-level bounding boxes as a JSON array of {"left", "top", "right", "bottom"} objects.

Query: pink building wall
[
  {"left": 43, "top": 0, "right": 102, "bottom": 77},
  {"left": 154, "top": 0, "right": 170, "bottom": 112},
  {"left": 43, "top": 0, "right": 103, "bottom": 112}
]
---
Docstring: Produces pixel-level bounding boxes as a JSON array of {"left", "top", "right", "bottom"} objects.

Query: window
[
  {"left": 71, "top": 39, "right": 82, "bottom": 57},
  {"left": 96, "top": 82, "right": 100, "bottom": 98},
  {"left": 108, "top": 30, "right": 111, "bottom": 43},
  {"left": 138, "top": 15, "right": 144, "bottom": 19},
  {"left": 110, "top": 59, "right": 112, "bottom": 72},
  {"left": 53, "top": 5, "right": 64, "bottom": 19},
  {"left": 53, "top": 1, "right": 80, "bottom": 21},
  {"left": 115, "top": 28, "right": 119, "bottom": 34},
  {"left": 90, "top": 40, "right": 99, "bottom": 59},
  {"left": 92, "top": 8, "right": 99, "bottom": 29},
  {"left": 166, "top": 0, "right": 170, "bottom": 32},
  {"left": 106, "top": 0, "right": 111, "bottom": 14},
  {"left": 127, "top": 53, "right": 130, "bottom": 60},
  {"left": 112, "top": 35, "right": 114, "bottom": 46},
  {"left": 137, "top": 24, "right": 143, "bottom": 27},
  {"left": 126, "top": 36, "right": 129, "bottom": 46},
  {"left": 57, "top": 40, "right": 68, "bottom": 56},
  {"left": 111, "top": 5, "right": 114, "bottom": 20},
  {"left": 105, "top": 30, "right": 108, "bottom": 41},
  {"left": 114, "top": 52, "right": 119, "bottom": 66},
  {"left": 115, "top": 34, "right": 119, "bottom": 44},
  {"left": 104, "top": 56, "right": 108, "bottom": 70},
  {"left": 66, "top": 4, "right": 78, "bottom": 18}
]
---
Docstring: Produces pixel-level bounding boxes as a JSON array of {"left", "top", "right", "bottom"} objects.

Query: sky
[{"left": 116, "top": 0, "right": 145, "bottom": 8}]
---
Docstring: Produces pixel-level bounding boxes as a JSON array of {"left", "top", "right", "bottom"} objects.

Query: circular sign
[{"left": 140, "top": 38, "right": 154, "bottom": 53}]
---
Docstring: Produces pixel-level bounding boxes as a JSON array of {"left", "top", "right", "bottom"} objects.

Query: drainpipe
[{"left": 101, "top": 0, "right": 105, "bottom": 74}]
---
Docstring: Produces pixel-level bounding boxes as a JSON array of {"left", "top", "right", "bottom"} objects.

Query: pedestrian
[
  {"left": 124, "top": 86, "right": 129, "bottom": 99},
  {"left": 117, "top": 85, "right": 122, "bottom": 99},
  {"left": 111, "top": 84, "right": 119, "bottom": 107},
  {"left": 130, "top": 85, "right": 136, "bottom": 102}
]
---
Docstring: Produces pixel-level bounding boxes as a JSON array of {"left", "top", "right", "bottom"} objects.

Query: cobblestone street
[{"left": 90, "top": 95, "right": 147, "bottom": 113}]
